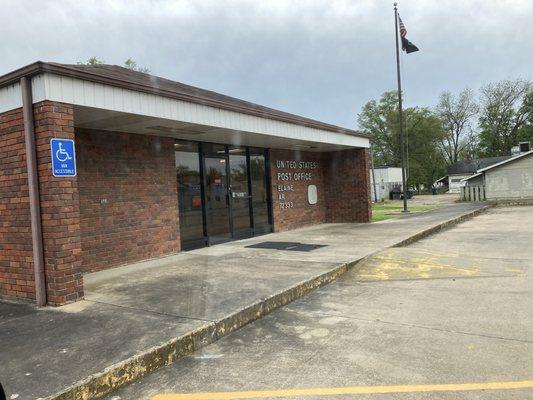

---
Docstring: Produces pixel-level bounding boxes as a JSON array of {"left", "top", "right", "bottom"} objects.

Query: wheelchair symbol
[{"left": 55, "top": 142, "right": 73, "bottom": 162}]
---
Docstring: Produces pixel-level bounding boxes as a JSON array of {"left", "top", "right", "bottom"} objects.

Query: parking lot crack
[
  {"left": 285, "top": 309, "right": 533, "bottom": 344},
  {"left": 84, "top": 298, "right": 214, "bottom": 323}
]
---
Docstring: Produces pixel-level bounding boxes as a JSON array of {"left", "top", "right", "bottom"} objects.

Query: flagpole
[{"left": 394, "top": 2, "right": 409, "bottom": 212}]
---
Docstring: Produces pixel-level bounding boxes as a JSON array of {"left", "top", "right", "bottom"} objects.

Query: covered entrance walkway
[{"left": 82, "top": 202, "right": 484, "bottom": 321}]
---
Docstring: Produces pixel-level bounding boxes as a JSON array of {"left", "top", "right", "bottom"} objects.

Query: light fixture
[
  {"left": 291, "top": 144, "right": 312, "bottom": 150},
  {"left": 147, "top": 125, "right": 205, "bottom": 135}
]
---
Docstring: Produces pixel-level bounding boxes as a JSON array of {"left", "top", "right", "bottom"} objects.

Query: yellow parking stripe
[{"left": 152, "top": 380, "right": 533, "bottom": 399}]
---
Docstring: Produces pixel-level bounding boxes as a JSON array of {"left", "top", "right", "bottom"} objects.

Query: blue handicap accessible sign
[{"left": 50, "top": 138, "right": 76, "bottom": 177}]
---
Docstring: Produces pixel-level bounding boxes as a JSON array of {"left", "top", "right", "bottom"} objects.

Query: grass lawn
[{"left": 372, "top": 200, "right": 442, "bottom": 222}]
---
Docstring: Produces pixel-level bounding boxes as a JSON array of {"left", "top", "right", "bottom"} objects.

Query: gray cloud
[{"left": 1, "top": 0, "right": 532, "bottom": 128}]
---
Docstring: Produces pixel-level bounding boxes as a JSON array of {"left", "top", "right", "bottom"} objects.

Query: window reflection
[
  {"left": 229, "top": 147, "right": 251, "bottom": 236},
  {"left": 175, "top": 141, "right": 204, "bottom": 249},
  {"left": 203, "top": 155, "right": 231, "bottom": 242},
  {"left": 175, "top": 141, "right": 271, "bottom": 248},
  {"left": 249, "top": 148, "right": 271, "bottom": 232}
]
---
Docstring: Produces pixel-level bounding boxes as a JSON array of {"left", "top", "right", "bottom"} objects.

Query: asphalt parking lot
[
  {"left": 1, "top": 203, "right": 486, "bottom": 400},
  {"left": 103, "top": 206, "right": 533, "bottom": 400}
]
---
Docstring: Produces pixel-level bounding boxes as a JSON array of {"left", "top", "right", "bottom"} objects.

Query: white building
[
  {"left": 437, "top": 156, "right": 511, "bottom": 193},
  {"left": 462, "top": 150, "right": 533, "bottom": 201},
  {"left": 370, "top": 167, "right": 403, "bottom": 201}
]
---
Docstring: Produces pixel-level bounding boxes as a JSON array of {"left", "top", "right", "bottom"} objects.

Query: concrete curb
[
  {"left": 47, "top": 264, "right": 351, "bottom": 400},
  {"left": 392, "top": 205, "right": 491, "bottom": 248},
  {"left": 492, "top": 199, "right": 533, "bottom": 207},
  {"left": 46, "top": 205, "right": 491, "bottom": 400}
]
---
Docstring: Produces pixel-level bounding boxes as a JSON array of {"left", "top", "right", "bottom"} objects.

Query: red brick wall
[
  {"left": 1, "top": 98, "right": 369, "bottom": 305},
  {"left": 269, "top": 147, "right": 371, "bottom": 232},
  {"left": 0, "top": 108, "right": 35, "bottom": 301},
  {"left": 76, "top": 129, "right": 180, "bottom": 273},
  {"left": 323, "top": 148, "right": 371, "bottom": 223},
  {"left": 269, "top": 149, "right": 326, "bottom": 232},
  {"left": 34, "top": 101, "right": 84, "bottom": 305}
]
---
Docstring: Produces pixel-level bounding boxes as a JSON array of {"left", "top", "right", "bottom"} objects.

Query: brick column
[
  {"left": 323, "top": 148, "right": 372, "bottom": 223},
  {"left": 34, "top": 101, "right": 83, "bottom": 305},
  {"left": 0, "top": 108, "right": 35, "bottom": 301}
]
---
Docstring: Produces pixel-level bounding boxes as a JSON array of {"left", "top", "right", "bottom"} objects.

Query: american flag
[
  {"left": 398, "top": 14, "right": 419, "bottom": 53},
  {"left": 398, "top": 16, "right": 407, "bottom": 38}
]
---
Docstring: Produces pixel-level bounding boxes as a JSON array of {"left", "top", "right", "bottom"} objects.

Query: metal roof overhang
[
  {"left": 461, "top": 172, "right": 483, "bottom": 182},
  {"left": 73, "top": 106, "right": 364, "bottom": 151},
  {"left": 434, "top": 175, "right": 448, "bottom": 184},
  {"left": 0, "top": 62, "right": 370, "bottom": 151}
]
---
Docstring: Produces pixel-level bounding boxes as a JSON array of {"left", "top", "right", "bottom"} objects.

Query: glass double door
[
  {"left": 177, "top": 141, "right": 271, "bottom": 249},
  {"left": 203, "top": 145, "right": 254, "bottom": 244}
]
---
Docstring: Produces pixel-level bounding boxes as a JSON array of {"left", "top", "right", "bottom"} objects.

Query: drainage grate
[{"left": 246, "top": 241, "right": 327, "bottom": 252}]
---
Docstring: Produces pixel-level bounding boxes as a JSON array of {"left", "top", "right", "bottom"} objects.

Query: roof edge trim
[
  {"left": 0, "top": 61, "right": 371, "bottom": 139},
  {"left": 461, "top": 172, "right": 483, "bottom": 182},
  {"left": 476, "top": 150, "right": 533, "bottom": 173}
]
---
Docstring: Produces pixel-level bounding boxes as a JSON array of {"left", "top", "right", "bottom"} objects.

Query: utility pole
[
  {"left": 394, "top": 3, "right": 409, "bottom": 212},
  {"left": 370, "top": 144, "right": 379, "bottom": 202}
]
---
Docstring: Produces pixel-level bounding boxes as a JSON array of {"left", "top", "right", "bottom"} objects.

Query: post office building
[{"left": 0, "top": 62, "right": 371, "bottom": 305}]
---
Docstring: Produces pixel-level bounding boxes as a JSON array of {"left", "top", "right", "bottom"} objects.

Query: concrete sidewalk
[{"left": 0, "top": 202, "right": 485, "bottom": 400}]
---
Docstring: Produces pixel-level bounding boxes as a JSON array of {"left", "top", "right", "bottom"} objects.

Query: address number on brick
[{"left": 279, "top": 202, "right": 294, "bottom": 209}]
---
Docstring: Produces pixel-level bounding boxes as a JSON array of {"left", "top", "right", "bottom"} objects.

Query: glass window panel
[
  {"left": 229, "top": 147, "right": 251, "bottom": 235},
  {"left": 249, "top": 148, "right": 270, "bottom": 230},
  {"left": 202, "top": 143, "right": 226, "bottom": 157},
  {"left": 204, "top": 155, "right": 231, "bottom": 242},
  {"left": 175, "top": 140, "right": 204, "bottom": 248}
]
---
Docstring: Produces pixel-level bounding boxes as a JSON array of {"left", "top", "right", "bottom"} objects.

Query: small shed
[
  {"left": 443, "top": 156, "right": 511, "bottom": 193},
  {"left": 370, "top": 166, "right": 403, "bottom": 201},
  {"left": 461, "top": 151, "right": 533, "bottom": 201}
]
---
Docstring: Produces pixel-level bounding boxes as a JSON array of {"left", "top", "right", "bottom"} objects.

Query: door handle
[{"left": 231, "top": 192, "right": 251, "bottom": 199}]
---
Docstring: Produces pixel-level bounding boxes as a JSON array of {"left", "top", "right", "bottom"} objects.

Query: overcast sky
[{"left": 1, "top": 0, "right": 532, "bottom": 128}]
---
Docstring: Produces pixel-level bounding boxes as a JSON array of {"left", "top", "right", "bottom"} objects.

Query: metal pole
[
  {"left": 405, "top": 126, "right": 409, "bottom": 179},
  {"left": 370, "top": 144, "right": 379, "bottom": 202},
  {"left": 394, "top": 3, "right": 409, "bottom": 212},
  {"left": 21, "top": 76, "right": 47, "bottom": 306}
]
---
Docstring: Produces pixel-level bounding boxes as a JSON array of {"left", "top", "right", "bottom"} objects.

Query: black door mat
[{"left": 246, "top": 241, "right": 327, "bottom": 252}]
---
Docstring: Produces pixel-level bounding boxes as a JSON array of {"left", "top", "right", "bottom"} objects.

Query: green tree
[
  {"left": 517, "top": 91, "right": 533, "bottom": 146},
  {"left": 77, "top": 57, "right": 150, "bottom": 73},
  {"left": 124, "top": 58, "right": 150, "bottom": 73},
  {"left": 77, "top": 56, "right": 104, "bottom": 65},
  {"left": 478, "top": 79, "right": 532, "bottom": 156},
  {"left": 358, "top": 91, "right": 446, "bottom": 190},
  {"left": 436, "top": 89, "right": 478, "bottom": 165},
  {"left": 403, "top": 107, "right": 447, "bottom": 190},
  {"left": 357, "top": 91, "right": 400, "bottom": 167}
]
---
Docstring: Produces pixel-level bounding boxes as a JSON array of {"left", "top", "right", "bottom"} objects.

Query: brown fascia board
[
  {"left": 0, "top": 61, "right": 371, "bottom": 139},
  {"left": 0, "top": 61, "right": 44, "bottom": 87}
]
